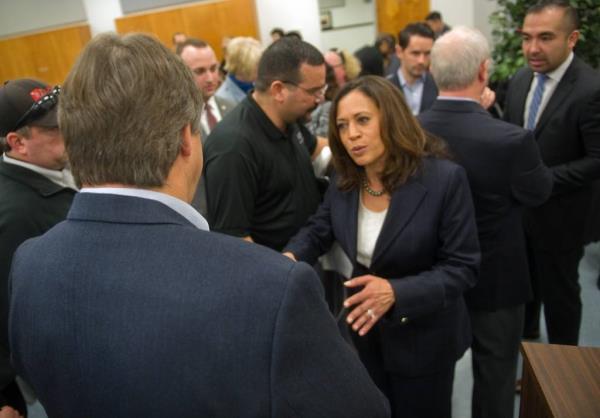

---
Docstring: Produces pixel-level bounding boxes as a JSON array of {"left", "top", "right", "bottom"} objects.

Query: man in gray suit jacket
[
  {"left": 177, "top": 38, "right": 236, "bottom": 215},
  {"left": 8, "top": 33, "right": 390, "bottom": 418}
]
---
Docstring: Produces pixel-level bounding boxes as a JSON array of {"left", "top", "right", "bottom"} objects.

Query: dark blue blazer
[
  {"left": 386, "top": 70, "right": 438, "bottom": 114},
  {"left": 285, "top": 158, "right": 480, "bottom": 376},
  {"left": 504, "top": 56, "right": 600, "bottom": 251},
  {"left": 9, "top": 193, "right": 390, "bottom": 418},
  {"left": 419, "top": 100, "right": 553, "bottom": 310}
]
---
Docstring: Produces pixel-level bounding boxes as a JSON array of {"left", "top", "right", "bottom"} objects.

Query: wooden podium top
[{"left": 521, "top": 342, "right": 600, "bottom": 418}]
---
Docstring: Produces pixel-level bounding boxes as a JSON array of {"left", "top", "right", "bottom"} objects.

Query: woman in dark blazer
[{"left": 284, "top": 76, "right": 480, "bottom": 418}]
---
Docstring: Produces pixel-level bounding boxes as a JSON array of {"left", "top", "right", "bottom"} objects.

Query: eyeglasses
[
  {"left": 282, "top": 81, "right": 328, "bottom": 98},
  {"left": 13, "top": 85, "right": 61, "bottom": 132}
]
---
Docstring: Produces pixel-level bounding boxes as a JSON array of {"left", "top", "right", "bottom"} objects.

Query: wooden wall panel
[
  {"left": 376, "top": 0, "right": 430, "bottom": 38},
  {"left": 115, "top": 0, "right": 258, "bottom": 60},
  {"left": 0, "top": 24, "right": 91, "bottom": 86}
]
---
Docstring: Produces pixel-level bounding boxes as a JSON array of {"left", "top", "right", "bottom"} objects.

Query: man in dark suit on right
[
  {"left": 419, "top": 27, "right": 552, "bottom": 418},
  {"left": 7, "top": 32, "right": 390, "bottom": 418},
  {"left": 504, "top": 0, "right": 600, "bottom": 346}
]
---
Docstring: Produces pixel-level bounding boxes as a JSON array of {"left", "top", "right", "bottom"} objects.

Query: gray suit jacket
[{"left": 9, "top": 192, "right": 390, "bottom": 418}]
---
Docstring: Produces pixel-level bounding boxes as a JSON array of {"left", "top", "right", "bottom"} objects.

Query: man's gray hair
[
  {"left": 430, "top": 26, "right": 490, "bottom": 91},
  {"left": 59, "top": 33, "right": 202, "bottom": 188}
]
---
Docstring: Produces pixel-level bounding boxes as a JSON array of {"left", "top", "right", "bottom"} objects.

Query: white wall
[
  {"left": 0, "top": 0, "right": 502, "bottom": 49},
  {"left": 255, "top": 0, "right": 322, "bottom": 48},
  {"left": 0, "top": 0, "right": 86, "bottom": 37},
  {"left": 320, "top": 0, "right": 376, "bottom": 53},
  {"left": 430, "top": 0, "right": 500, "bottom": 46},
  {"left": 81, "top": 0, "right": 123, "bottom": 36},
  {"left": 430, "top": 0, "right": 475, "bottom": 28},
  {"left": 474, "top": 0, "right": 501, "bottom": 45}
]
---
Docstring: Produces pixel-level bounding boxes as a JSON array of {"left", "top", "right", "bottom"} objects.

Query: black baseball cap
[{"left": 0, "top": 79, "right": 59, "bottom": 137}]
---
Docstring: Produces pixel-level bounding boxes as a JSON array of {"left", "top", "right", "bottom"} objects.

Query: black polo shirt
[{"left": 203, "top": 93, "right": 321, "bottom": 251}]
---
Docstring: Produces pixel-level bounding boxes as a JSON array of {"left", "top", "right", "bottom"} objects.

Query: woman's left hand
[{"left": 343, "top": 275, "right": 395, "bottom": 336}]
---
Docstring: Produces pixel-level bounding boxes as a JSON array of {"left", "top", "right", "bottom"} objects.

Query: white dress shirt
[
  {"left": 200, "top": 96, "right": 223, "bottom": 135},
  {"left": 80, "top": 187, "right": 209, "bottom": 231},
  {"left": 523, "top": 52, "right": 574, "bottom": 128},
  {"left": 3, "top": 154, "right": 77, "bottom": 190},
  {"left": 398, "top": 69, "right": 426, "bottom": 115}
]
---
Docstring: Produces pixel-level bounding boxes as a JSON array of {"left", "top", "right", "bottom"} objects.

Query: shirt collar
[
  {"left": 539, "top": 51, "right": 573, "bottom": 83},
  {"left": 397, "top": 68, "right": 425, "bottom": 88},
  {"left": 80, "top": 187, "right": 209, "bottom": 231},
  {"left": 245, "top": 92, "right": 290, "bottom": 142},
  {"left": 2, "top": 154, "right": 78, "bottom": 190},
  {"left": 206, "top": 95, "right": 218, "bottom": 111},
  {"left": 437, "top": 96, "right": 479, "bottom": 103}
]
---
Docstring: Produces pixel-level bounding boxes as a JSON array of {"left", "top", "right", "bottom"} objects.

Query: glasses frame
[
  {"left": 12, "top": 85, "right": 61, "bottom": 132},
  {"left": 281, "top": 80, "right": 328, "bottom": 98}
]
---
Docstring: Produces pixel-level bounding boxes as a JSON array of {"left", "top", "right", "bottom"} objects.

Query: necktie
[
  {"left": 526, "top": 73, "right": 548, "bottom": 130},
  {"left": 205, "top": 103, "right": 218, "bottom": 131}
]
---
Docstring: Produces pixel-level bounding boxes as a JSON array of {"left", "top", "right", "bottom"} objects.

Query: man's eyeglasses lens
[{"left": 282, "top": 81, "right": 328, "bottom": 98}]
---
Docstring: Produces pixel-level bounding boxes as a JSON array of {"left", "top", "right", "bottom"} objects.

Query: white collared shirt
[
  {"left": 80, "top": 187, "right": 209, "bottom": 231},
  {"left": 398, "top": 69, "right": 426, "bottom": 115},
  {"left": 200, "top": 96, "right": 223, "bottom": 135},
  {"left": 437, "top": 96, "right": 479, "bottom": 103},
  {"left": 356, "top": 198, "right": 388, "bottom": 268},
  {"left": 523, "top": 52, "right": 574, "bottom": 128},
  {"left": 2, "top": 154, "right": 78, "bottom": 190}
]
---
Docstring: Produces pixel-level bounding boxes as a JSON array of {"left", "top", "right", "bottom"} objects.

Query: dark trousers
[
  {"left": 524, "top": 240, "right": 583, "bottom": 345},
  {"left": 470, "top": 305, "right": 524, "bottom": 418},
  {"left": 351, "top": 327, "right": 454, "bottom": 418}
]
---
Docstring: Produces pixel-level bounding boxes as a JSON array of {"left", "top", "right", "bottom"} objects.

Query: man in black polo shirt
[{"left": 203, "top": 37, "right": 325, "bottom": 251}]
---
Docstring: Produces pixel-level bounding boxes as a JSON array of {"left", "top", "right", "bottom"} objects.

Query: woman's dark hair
[{"left": 329, "top": 76, "right": 448, "bottom": 193}]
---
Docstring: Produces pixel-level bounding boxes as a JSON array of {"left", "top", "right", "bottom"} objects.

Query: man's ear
[
  {"left": 5, "top": 132, "right": 26, "bottom": 155},
  {"left": 478, "top": 59, "right": 489, "bottom": 83},
  {"left": 395, "top": 44, "right": 403, "bottom": 58},
  {"left": 270, "top": 80, "right": 287, "bottom": 103},
  {"left": 179, "top": 123, "right": 195, "bottom": 157},
  {"left": 567, "top": 30, "right": 579, "bottom": 50}
]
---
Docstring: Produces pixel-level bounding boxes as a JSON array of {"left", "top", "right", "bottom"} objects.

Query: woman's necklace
[{"left": 362, "top": 176, "right": 385, "bottom": 197}]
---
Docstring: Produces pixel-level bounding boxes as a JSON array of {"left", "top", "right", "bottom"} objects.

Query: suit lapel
[
  {"left": 214, "top": 97, "right": 230, "bottom": 115},
  {"left": 512, "top": 71, "right": 533, "bottom": 127},
  {"left": 420, "top": 74, "right": 438, "bottom": 113},
  {"left": 535, "top": 58, "right": 578, "bottom": 135},
  {"left": 370, "top": 178, "right": 427, "bottom": 268},
  {"left": 342, "top": 188, "right": 360, "bottom": 264}
]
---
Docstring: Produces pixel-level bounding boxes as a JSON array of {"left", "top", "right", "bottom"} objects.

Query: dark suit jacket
[
  {"left": 504, "top": 56, "right": 600, "bottom": 251},
  {"left": 386, "top": 70, "right": 438, "bottom": 114},
  {"left": 193, "top": 95, "right": 237, "bottom": 216},
  {"left": 419, "top": 100, "right": 553, "bottom": 310},
  {"left": 9, "top": 193, "right": 390, "bottom": 418},
  {"left": 285, "top": 158, "right": 480, "bottom": 376},
  {"left": 0, "top": 160, "right": 75, "bottom": 402}
]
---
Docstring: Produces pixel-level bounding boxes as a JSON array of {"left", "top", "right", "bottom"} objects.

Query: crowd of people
[{"left": 0, "top": 1, "right": 599, "bottom": 417}]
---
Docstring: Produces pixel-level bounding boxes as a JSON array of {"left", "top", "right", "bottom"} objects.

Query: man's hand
[
  {"left": 480, "top": 87, "right": 496, "bottom": 110},
  {"left": 0, "top": 406, "right": 24, "bottom": 418},
  {"left": 282, "top": 252, "right": 297, "bottom": 261}
]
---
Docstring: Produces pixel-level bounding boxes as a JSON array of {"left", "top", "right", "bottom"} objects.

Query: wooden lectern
[{"left": 520, "top": 342, "right": 600, "bottom": 418}]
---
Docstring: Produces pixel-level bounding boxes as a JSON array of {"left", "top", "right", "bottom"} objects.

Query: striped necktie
[
  {"left": 526, "top": 73, "right": 548, "bottom": 130},
  {"left": 205, "top": 103, "right": 218, "bottom": 131}
]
